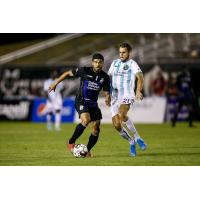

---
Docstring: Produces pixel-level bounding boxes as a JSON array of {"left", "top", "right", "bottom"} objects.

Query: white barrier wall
[{"left": 75, "top": 96, "right": 167, "bottom": 124}]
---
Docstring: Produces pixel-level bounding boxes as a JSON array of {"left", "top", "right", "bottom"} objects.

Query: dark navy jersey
[
  {"left": 176, "top": 72, "right": 193, "bottom": 99},
  {"left": 72, "top": 67, "right": 110, "bottom": 106}
]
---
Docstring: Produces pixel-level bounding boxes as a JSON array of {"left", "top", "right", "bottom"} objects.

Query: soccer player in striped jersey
[{"left": 108, "top": 42, "right": 147, "bottom": 157}]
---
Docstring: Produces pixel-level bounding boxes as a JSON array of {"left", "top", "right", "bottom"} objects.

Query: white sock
[
  {"left": 55, "top": 112, "right": 61, "bottom": 129},
  {"left": 119, "top": 128, "right": 135, "bottom": 144},
  {"left": 123, "top": 118, "right": 140, "bottom": 141},
  {"left": 47, "top": 114, "right": 52, "bottom": 129}
]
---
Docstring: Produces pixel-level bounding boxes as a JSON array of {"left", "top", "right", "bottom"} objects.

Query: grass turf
[{"left": 0, "top": 122, "right": 200, "bottom": 166}]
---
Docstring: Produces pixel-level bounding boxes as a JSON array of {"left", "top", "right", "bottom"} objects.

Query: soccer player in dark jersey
[
  {"left": 171, "top": 69, "right": 195, "bottom": 127},
  {"left": 49, "top": 53, "right": 111, "bottom": 157}
]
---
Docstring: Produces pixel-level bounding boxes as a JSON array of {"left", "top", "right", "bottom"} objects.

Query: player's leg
[
  {"left": 172, "top": 100, "right": 183, "bottom": 127},
  {"left": 45, "top": 101, "right": 53, "bottom": 131},
  {"left": 68, "top": 112, "right": 91, "bottom": 152},
  {"left": 187, "top": 100, "right": 194, "bottom": 127},
  {"left": 111, "top": 98, "right": 136, "bottom": 156},
  {"left": 86, "top": 120, "right": 101, "bottom": 157},
  {"left": 118, "top": 104, "right": 138, "bottom": 156},
  {"left": 85, "top": 106, "right": 103, "bottom": 157},
  {"left": 120, "top": 104, "right": 147, "bottom": 150},
  {"left": 112, "top": 114, "right": 132, "bottom": 141},
  {"left": 111, "top": 99, "right": 133, "bottom": 141},
  {"left": 47, "top": 112, "right": 53, "bottom": 131},
  {"left": 53, "top": 100, "right": 62, "bottom": 131},
  {"left": 55, "top": 109, "right": 61, "bottom": 131},
  {"left": 112, "top": 114, "right": 136, "bottom": 156},
  {"left": 67, "top": 101, "right": 91, "bottom": 152}
]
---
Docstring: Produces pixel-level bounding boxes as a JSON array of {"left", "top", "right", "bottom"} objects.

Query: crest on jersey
[
  {"left": 80, "top": 105, "right": 84, "bottom": 110},
  {"left": 123, "top": 65, "right": 129, "bottom": 70},
  {"left": 100, "top": 78, "right": 104, "bottom": 84}
]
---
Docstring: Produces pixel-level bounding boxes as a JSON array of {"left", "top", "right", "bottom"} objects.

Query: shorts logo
[
  {"left": 123, "top": 65, "right": 129, "bottom": 70},
  {"left": 80, "top": 105, "right": 84, "bottom": 110}
]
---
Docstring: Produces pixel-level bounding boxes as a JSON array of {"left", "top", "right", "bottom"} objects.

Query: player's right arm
[
  {"left": 132, "top": 61, "right": 143, "bottom": 101},
  {"left": 135, "top": 72, "right": 144, "bottom": 100},
  {"left": 49, "top": 70, "right": 74, "bottom": 93}
]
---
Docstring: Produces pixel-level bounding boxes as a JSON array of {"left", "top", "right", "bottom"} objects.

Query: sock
[
  {"left": 69, "top": 123, "right": 86, "bottom": 144},
  {"left": 119, "top": 128, "right": 134, "bottom": 144},
  {"left": 47, "top": 113, "right": 52, "bottom": 129},
  {"left": 123, "top": 118, "right": 140, "bottom": 141},
  {"left": 87, "top": 134, "right": 99, "bottom": 152},
  {"left": 55, "top": 112, "right": 61, "bottom": 129}
]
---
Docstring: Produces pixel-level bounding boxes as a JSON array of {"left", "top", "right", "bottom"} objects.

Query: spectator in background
[
  {"left": 43, "top": 70, "right": 63, "bottom": 131},
  {"left": 150, "top": 71, "right": 167, "bottom": 96},
  {"left": 166, "top": 73, "right": 178, "bottom": 99},
  {"left": 190, "top": 46, "right": 200, "bottom": 59},
  {"left": 171, "top": 68, "right": 195, "bottom": 127}
]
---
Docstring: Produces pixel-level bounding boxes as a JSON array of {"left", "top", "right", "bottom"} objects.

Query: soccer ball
[{"left": 73, "top": 144, "right": 88, "bottom": 158}]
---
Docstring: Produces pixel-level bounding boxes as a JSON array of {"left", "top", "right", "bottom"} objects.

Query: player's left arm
[
  {"left": 102, "top": 75, "right": 111, "bottom": 106},
  {"left": 103, "top": 91, "right": 111, "bottom": 106},
  {"left": 135, "top": 72, "right": 144, "bottom": 100}
]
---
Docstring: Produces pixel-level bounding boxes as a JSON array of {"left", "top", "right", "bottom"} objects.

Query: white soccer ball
[{"left": 73, "top": 144, "right": 88, "bottom": 158}]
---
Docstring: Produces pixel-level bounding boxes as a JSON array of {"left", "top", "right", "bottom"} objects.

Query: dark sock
[
  {"left": 87, "top": 134, "right": 99, "bottom": 152},
  {"left": 69, "top": 123, "right": 86, "bottom": 144}
]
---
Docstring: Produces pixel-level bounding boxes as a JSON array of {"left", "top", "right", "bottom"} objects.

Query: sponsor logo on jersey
[
  {"left": 87, "top": 81, "right": 100, "bottom": 90},
  {"left": 123, "top": 65, "right": 129, "bottom": 70}
]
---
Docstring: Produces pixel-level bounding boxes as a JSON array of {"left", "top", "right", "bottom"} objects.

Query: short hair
[
  {"left": 119, "top": 42, "right": 132, "bottom": 52},
  {"left": 92, "top": 53, "right": 104, "bottom": 61}
]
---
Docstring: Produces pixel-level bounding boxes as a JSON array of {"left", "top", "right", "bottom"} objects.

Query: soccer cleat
[
  {"left": 130, "top": 142, "right": 136, "bottom": 157},
  {"left": 136, "top": 138, "right": 147, "bottom": 151},
  {"left": 55, "top": 127, "right": 61, "bottom": 132},
  {"left": 67, "top": 143, "right": 75, "bottom": 153},
  {"left": 47, "top": 124, "right": 52, "bottom": 131}
]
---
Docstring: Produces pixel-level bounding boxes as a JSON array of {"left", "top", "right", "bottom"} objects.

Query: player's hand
[
  {"left": 136, "top": 91, "right": 143, "bottom": 101},
  {"left": 49, "top": 83, "right": 57, "bottom": 93},
  {"left": 105, "top": 95, "right": 111, "bottom": 107}
]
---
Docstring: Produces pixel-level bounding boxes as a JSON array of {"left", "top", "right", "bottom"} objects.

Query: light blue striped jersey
[{"left": 108, "top": 59, "right": 142, "bottom": 99}]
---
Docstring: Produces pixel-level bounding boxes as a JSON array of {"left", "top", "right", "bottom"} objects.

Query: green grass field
[{"left": 0, "top": 122, "right": 200, "bottom": 166}]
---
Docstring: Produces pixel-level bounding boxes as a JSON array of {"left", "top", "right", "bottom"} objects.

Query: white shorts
[
  {"left": 43, "top": 99, "right": 63, "bottom": 114},
  {"left": 110, "top": 95, "right": 134, "bottom": 117}
]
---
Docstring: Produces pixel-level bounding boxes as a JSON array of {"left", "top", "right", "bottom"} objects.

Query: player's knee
[
  {"left": 81, "top": 118, "right": 90, "bottom": 126},
  {"left": 93, "top": 127, "right": 100, "bottom": 136},
  {"left": 119, "top": 113, "right": 128, "bottom": 122},
  {"left": 113, "top": 121, "right": 121, "bottom": 131},
  {"left": 48, "top": 112, "right": 53, "bottom": 116},
  {"left": 55, "top": 109, "right": 60, "bottom": 113}
]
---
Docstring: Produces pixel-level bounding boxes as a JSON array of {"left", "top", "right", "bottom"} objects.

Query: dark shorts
[
  {"left": 75, "top": 101, "right": 102, "bottom": 121},
  {"left": 178, "top": 96, "right": 193, "bottom": 105}
]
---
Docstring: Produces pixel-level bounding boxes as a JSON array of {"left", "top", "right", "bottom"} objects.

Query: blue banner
[{"left": 31, "top": 98, "right": 75, "bottom": 122}]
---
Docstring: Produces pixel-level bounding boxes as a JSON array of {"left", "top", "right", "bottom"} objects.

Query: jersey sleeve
[
  {"left": 57, "top": 81, "right": 63, "bottom": 90},
  {"left": 102, "top": 74, "right": 111, "bottom": 92},
  {"left": 43, "top": 80, "right": 49, "bottom": 91},
  {"left": 108, "top": 61, "right": 114, "bottom": 76},
  {"left": 71, "top": 67, "right": 84, "bottom": 78},
  {"left": 132, "top": 61, "right": 142, "bottom": 75}
]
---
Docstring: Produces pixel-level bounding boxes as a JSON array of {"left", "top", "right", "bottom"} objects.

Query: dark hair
[
  {"left": 92, "top": 53, "right": 104, "bottom": 61},
  {"left": 119, "top": 42, "right": 132, "bottom": 52}
]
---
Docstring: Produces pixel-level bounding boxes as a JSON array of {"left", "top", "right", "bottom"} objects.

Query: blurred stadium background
[{"left": 0, "top": 33, "right": 200, "bottom": 165}]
